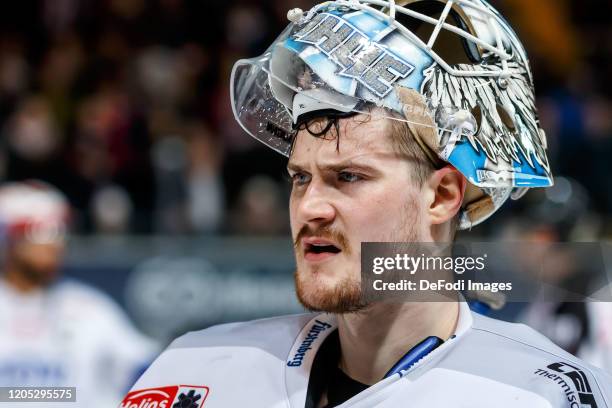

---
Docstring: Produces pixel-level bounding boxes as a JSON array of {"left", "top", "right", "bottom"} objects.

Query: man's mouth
[{"left": 303, "top": 238, "right": 342, "bottom": 262}]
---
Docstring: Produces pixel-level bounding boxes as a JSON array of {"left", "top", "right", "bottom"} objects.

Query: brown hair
[{"left": 385, "top": 111, "right": 440, "bottom": 186}]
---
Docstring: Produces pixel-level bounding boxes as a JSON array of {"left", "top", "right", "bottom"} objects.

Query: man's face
[
  {"left": 9, "top": 240, "right": 65, "bottom": 287},
  {"left": 288, "top": 112, "right": 428, "bottom": 313}
]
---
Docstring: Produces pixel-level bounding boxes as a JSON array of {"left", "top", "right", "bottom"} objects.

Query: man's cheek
[{"left": 352, "top": 216, "right": 389, "bottom": 241}]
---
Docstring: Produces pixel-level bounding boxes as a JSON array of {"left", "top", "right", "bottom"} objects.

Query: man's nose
[{"left": 296, "top": 181, "right": 336, "bottom": 224}]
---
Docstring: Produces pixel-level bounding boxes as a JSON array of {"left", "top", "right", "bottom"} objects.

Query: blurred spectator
[
  {"left": 3, "top": 96, "right": 60, "bottom": 163},
  {"left": 502, "top": 0, "right": 579, "bottom": 77},
  {"left": 42, "top": 0, "right": 81, "bottom": 36},
  {"left": 185, "top": 121, "right": 224, "bottom": 233},
  {"left": 0, "top": 46, "right": 29, "bottom": 100},
  {"left": 91, "top": 184, "right": 134, "bottom": 234},
  {"left": 231, "top": 175, "right": 287, "bottom": 235},
  {"left": 0, "top": 181, "right": 158, "bottom": 408},
  {"left": 152, "top": 135, "right": 189, "bottom": 233}
]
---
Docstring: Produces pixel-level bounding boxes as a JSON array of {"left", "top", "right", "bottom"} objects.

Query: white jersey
[
  {"left": 123, "top": 302, "right": 612, "bottom": 408},
  {"left": 0, "top": 278, "right": 159, "bottom": 408}
]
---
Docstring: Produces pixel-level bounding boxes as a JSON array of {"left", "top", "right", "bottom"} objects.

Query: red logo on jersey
[{"left": 119, "top": 385, "right": 209, "bottom": 408}]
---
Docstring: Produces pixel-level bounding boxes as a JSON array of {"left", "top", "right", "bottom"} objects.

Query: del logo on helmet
[{"left": 119, "top": 385, "right": 209, "bottom": 408}]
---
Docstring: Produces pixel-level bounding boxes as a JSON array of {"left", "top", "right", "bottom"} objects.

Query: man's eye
[
  {"left": 291, "top": 173, "right": 311, "bottom": 185},
  {"left": 338, "top": 172, "right": 362, "bottom": 183}
]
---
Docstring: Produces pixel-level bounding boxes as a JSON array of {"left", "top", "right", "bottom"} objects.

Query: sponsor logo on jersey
[
  {"left": 120, "top": 385, "right": 209, "bottom": 408},
  {"left": 534, "top": 362, "right": 598, "bottom": 407},
  {"left": 293, "top": 12, "right": 414, "bottom": 97},
  {"left": 287, "top": 319, "right": 333, "bottom": 367}
]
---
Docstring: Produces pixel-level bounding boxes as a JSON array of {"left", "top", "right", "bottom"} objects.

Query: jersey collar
[{"left": 284, "top": 302, "right": 474, "bottom": 407}]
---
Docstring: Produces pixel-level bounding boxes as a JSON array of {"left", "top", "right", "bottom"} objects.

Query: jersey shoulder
[
  {"left": 53, "top": 279, "right": 156, "bottom": 347},
  {"left": 128, "top": 313, "right": 319, "bottom": 393},
  {"left": 53, "top": 278, "right": 120, "bottom": 310},
  {"left": 464, "top": 313, "right": 612, "bottom": 402},
  {"left": 169, "top": 313, "right": 318, "bottom": 356},
  {"left": 471, "top": 312, "right": 577, "bottom": 358}
]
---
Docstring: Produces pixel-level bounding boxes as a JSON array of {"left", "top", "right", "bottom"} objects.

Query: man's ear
[{"left": 426, "top": 165, "right": 466, "bottom": 225}]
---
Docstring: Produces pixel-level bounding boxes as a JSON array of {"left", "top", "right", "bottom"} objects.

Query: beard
[
  {"left": 293, "top": 199, "right": 421, "bottom": 314},
  {"left": 13, "top": 256, "right": 58, "bottom": 288},
  {"left": 295, "top": 268, "right": 367, "bottom": 313}
]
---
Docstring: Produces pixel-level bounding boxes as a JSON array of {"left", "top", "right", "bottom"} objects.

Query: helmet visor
[{"left": 230, "top": 47, "right": 440, "bottom": 158}]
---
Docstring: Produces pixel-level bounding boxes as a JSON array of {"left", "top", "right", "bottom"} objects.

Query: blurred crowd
[{"left": 0, "top": 0, "right": 610, "bottom": 237}]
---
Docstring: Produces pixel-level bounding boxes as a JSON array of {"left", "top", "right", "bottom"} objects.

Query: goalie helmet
[{"left": 230, "top": 0, "right": 553, "bottom": 229}]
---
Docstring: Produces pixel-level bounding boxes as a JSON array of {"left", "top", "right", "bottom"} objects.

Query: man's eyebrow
[
  {"left": 286, "top": 162, "right": 304, "bottom": 173},
  {"left": 324, "top": 161, "right": 380, "bottom": 173},
  {"left": 287, "top": 160, "right": 380, "bottom": 173}
]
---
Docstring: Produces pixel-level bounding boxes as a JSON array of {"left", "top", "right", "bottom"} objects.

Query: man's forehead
[{"left": 289, "top": 113, "right": 395, "bottom": 164}]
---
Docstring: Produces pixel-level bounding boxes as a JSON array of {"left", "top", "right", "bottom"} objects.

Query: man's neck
[{"left": 335, "top": 301, "right": 459, "bottom": 385}]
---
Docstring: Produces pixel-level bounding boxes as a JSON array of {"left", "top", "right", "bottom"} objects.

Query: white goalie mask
[{"left": 230, "top": 0, "right": 553, "bottom": 229}]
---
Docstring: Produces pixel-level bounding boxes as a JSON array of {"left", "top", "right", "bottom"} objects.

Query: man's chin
[{"left": 294, "top": 269, "right": 367, "bottom": 314}]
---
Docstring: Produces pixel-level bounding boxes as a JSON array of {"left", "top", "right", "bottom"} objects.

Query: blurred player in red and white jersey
[{"left": 0, "top": 180, "right": 159, "bottom": 408}]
